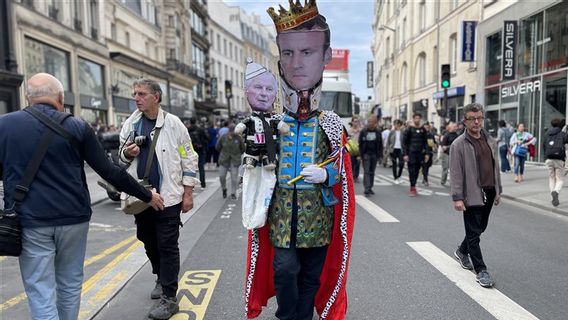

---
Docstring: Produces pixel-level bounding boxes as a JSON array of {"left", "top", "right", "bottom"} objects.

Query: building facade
[
  {"left": 0, "top": 0, "right": 24, "bottom": 114},
  {"left": 476, "top": 0, "right": 566, "bottom": 161},
  {"left": 372, "top": 0, "right": 481, "bottom": 130},
  {"left": 208, "top": 1, "right": 245, "bottom": 121}
]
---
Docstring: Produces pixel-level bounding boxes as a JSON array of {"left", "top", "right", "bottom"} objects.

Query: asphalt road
[{"left": 1, "top": 167, "right": 567, "bottom": 319}]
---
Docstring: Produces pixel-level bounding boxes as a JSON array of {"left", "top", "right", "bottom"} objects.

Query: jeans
[
  {"left": 219, "top": 164, "right": 239, "bottom": 195},
  {"left": 422, "top": 152, "right": 433, "bottom": 182},
  {"left": 350, "top": 154, "right": 360, "bottom": 180},
  {"left": 19, "top": 222, "right": 89, "bottom": 320},
  {"left": 273, "top": 245, "right": 328, "bottom": 320},
  {"left": 196, "top": 149, "right": 207, "bottom": 187},
  {"left": 545, "top": 159, "right": 565, "bottom": 193},
  {"left": 459, "top": 188, "right": 495, "bottom": 273},
  {"left": 440, "top": 153, "right": 449, "bottom": 184},
  {"left": 408, "top": 151, "right": 424, "bottom": 187},
  {"left": 135, "top": 203, "right": 182, "bottom": 297},
  {"left": 514, "top": 155, "right": 526, "bottom": 175},
  {"left": 390, "top": 149, "right": 404, "bottom": 180},
  {"left": 499, "top": 145, "right": 511, "bottom": 172},
  {"left": 362, "top": 153, "right": 378, "bottom": 193}
]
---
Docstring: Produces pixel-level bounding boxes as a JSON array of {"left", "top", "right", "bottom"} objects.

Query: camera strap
[
  {"left": 12, "top": 109, "right": 72, "bottom": 204},
  {"left": 142, "top": 127, "right": 161, "bottom": 183}
]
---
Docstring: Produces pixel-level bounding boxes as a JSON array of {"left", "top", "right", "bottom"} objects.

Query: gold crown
[{"left": 267, "top": 0, "right": 319, "bottom": 33}]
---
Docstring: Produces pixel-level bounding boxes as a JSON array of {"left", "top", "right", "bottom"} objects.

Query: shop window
[
  {"left": 24, "top": 37, "right": 71, "bottom": 91},
  {"left": 518, "top": 77, "right": 541, "bottom": 149},
  {"left": 78, "top": 57, "right": 104, "bottom": 97},
  {"left": 543, "top": 1, "right": 568, "bottom": 72},
  {"left": 542, "top": 71, "right": 567, "bottom": 133},
  {"left": 485, "top": 32, "right": 501, "bottom": 85},
  {"left": 485, "top": 86, "right": 499, "bottom": 106},
  {"left": 518, "top": 12, "right": 543, "bottom": 77}
]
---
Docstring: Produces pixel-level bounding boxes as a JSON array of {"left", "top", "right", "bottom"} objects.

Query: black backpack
[{"left": 545, "top": 132, "right": 565, "bottom": 160}]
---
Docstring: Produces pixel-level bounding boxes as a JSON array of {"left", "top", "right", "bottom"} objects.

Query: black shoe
[
  {"left": 552, "top": 191, "right": 559, "bottom": 207},
  {"left": 230, "top": 194, "right": 237, "bottom": 200},
  {"left": 148, "top": 295, "right": 179, "bottom": 319},
  {"left": 364, "top": 190, "right": 370, "bottom": 196},
  {"left": 201, "top": 183, "right": 206, "bottom": 188},
  {"left": 453, "top": 248, "right": 473, "bottom": 270},
  {"left": 222, "top": 189, "right": 227, "bottom": 198},
  {"left": 476, "top": 270, "right": 495, "bottom": 288},
  {"left": 369, "top": 190, "right": 375, "bottom": 195},
  {"left": 150, "top": 280, "right": 162, "bottom": 299}
]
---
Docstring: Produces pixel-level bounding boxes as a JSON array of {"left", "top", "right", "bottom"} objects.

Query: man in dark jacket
[
  {"left": 359, "top": 115, "right": 383, "bottom": 195},
  {"left": 440, "top": 122, "right": 459, "bottom": 186},
  {"left": 450, "top": 103, "right": 502, "bottom": 288},
  {"left": 0, "top": 73, "right": 164, "bottom": 320},
  {"left": 403, "top": 113, "right": 429, "bottom": 196},
  {"left": 187, "top": 118, "right": 209, "bottom": 188},
  {"left": 543, "top": 118, "right": 568, "bottom": 207}
]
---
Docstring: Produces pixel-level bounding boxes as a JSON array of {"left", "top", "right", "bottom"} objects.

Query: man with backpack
[{"left": 543, "top": 118, "right": 568, "bottom": 207}]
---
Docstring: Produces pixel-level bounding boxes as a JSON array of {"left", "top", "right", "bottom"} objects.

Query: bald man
[{"left": 0, "top": 73, "right": 163, "bottom": 320}]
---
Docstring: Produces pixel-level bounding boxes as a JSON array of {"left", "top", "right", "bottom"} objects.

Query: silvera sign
[
  {"left": 502, "top": 21, "right": 517, "bottom": 81},
  {"left": 501, "top": 80, "right": 541, "bottom": 98}
]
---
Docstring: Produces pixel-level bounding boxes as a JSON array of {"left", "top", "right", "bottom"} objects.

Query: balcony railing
[{"left": 166, "top": 58, "right": 201, "bottom": 79}]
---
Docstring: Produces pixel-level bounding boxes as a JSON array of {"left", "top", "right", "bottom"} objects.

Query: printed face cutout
[
  {"left": 246, "top": 72, "right": 278, "bottom": 112},
  {"left": 278, "top": 31, "right": 331, "bottom": 91}
]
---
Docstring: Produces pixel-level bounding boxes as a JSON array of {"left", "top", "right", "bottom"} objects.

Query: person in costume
[
  {"left": 245, "top": 1, "right": 356, "bottom": 319},
  {"left": 236, "top": 59, "right": 287, "bottom": 229}
]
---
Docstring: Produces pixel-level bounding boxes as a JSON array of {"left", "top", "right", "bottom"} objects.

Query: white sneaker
[{"left": 394, "top": 179, "right": 400, "bottom": 185}]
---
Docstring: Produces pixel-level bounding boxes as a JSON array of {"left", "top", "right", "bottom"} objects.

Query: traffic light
[
  {"left": 224, "top": 80, "right": 233, "bottom": 99},
  {"left": 441, "top": 64, "right": 451, "bottom": 89}
]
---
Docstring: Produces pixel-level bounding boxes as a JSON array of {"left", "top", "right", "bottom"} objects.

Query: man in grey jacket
[{"left": 450, "top": 103, "right": 502, "bottom": 288}]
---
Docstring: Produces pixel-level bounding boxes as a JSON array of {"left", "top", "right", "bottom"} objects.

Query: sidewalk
[{"left": 428, "top": 163, "right": 568, "bottom": 216}]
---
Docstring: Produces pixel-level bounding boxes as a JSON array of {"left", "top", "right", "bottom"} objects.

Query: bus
[{"left": 320, "top": 49, "right": 353, "bottom": 130}]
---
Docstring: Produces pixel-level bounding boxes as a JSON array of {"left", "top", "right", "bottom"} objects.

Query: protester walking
[
  {"left": 387, "top": 119, "right": 405, "bottom": 184},
  {"left": 359, "top": 115, "right": 383, "bottom": 195},
  {"left": 187, "top": 118, "right": 209, "bottom": 188},
  {"left": 216, "top": 124, "right": 245, "bottom": 200},
  {"left": 497, "top": 120, "right": 512, "bottom": 173},
  {"left": 450, "top": 103, "right": 502, "bottom": 288},
  {"left": 120, "top": 78, "right": 199, "bottom": 319},
  {"left": 422, "top": 122, "right": 436, "bottom": 186},
  {"left": 403, "top": 113, "right": 429, "bottom": 196},
  {"left": 510, "top": 123, "right": 536, "bottom": 183},
  {"left": 543, "top": 118, "right": 568, "bottom": 207},
  {"left": 0, "top": 73, "right": 164, "bottom": 320}
]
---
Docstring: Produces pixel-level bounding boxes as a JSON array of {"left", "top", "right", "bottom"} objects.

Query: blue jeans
[
  {"left": 514, "top": 155, "right": 526, "bottom": 175},
  {"left": 499, "top": 145, "right": 511, "bottom": 172},
  {"left": 19, "top": 222, "right": 89, "bottom": 320}
]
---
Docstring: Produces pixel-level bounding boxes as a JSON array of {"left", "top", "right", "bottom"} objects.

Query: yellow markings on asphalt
[
  {"left": 89, "top": 271, "right": 128, "bottom": 305},
  {"left": 81, "top": 240, "right": 142, "bottom": 296},
  {"left": 0, "top": 236, "right": 138, "bottom": 312},
  {"left": 172, "top": 270, "right": 222, "bottom": 320}
]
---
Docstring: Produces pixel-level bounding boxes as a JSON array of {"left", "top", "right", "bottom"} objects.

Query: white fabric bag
[{"left": 241, "top": 166, "right": 276, "bottom": 229}]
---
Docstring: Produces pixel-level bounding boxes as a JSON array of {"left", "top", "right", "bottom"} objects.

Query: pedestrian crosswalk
[{"left": 359, "top": 174, "right": 450, "bottom": 197}]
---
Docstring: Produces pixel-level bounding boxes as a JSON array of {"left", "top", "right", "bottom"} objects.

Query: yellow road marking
[
  {"left": 172, "top": 270, "right": 222, "bottom": 320},
  {"left": 81, "top": 241, "right": 142, "bottom": 296},
  {"left": 0, "top": 235, "right": 138, "bottom": 312},
  {"left": 78, "top": 271, "right": 128, "bottom": 319}
]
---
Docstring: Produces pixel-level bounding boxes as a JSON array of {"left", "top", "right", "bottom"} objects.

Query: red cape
[{"left": 245, "top": 139, "right": 356, "bottom": 319}]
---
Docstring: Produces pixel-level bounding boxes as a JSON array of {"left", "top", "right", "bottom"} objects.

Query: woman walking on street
[
  {"left": 216, "top": 124, "right": 245, "bottom": 199},
  {"left": 497, "top": 120, "right": 512, "bottom": 173},
  {"left": 510, "top": 123, "right": 536, "bottom": 183}
]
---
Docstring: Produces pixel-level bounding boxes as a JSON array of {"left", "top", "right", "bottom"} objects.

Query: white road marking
[
  {"left": 407, "top": 241, "right": 539, "bottom": 320},
  {"left": 373, "top": 176, "right": 392, "bottom": 186},
  {"left": 355, "top": 195, "right": 400, "bottom": 223},
  {"left": 435, "top": 192, "right": 450, "bottom": 197},
  {"left": 89, "top": 222, "right": 113, "bottom": 228}
]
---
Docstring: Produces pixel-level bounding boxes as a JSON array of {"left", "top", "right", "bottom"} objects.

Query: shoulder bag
[{"left": 120, "top": 127, "right": 161, "bottom": 214}]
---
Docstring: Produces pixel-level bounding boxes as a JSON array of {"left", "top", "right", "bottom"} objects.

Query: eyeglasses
[
  {"left": 132, "top": 91, "right": 152, "bottom": 98},
  {"left": 465, "top": 116, "right": 485, "bottom": 122}
]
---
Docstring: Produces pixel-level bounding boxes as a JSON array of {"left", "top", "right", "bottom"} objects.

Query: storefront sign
[
  {"left": 502, "top": 21, "right": 517, "bottom": 81},
  {"left": 367, "top": 61, "right": 373, "bottom": 88},
  {"left": 432, "top": 86, "right": 465, "bottom": 99},
  {"left": 501, "top": 80, "right": 541, "bottom": 98},
  {"left": 461, "top": 21, "right": 477, "bottom": 62}
]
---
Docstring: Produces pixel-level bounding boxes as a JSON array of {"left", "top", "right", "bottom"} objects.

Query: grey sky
[{"left": 222, "top": 0, "right": 375, "bottom": 100}]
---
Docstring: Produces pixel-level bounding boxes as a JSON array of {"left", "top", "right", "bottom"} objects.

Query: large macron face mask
[
  {"left": 278, "top": 31, "right": 331, "bottom": 91},
  {"left": 246, "top": 72, "right": 278, "bottom": 112}
]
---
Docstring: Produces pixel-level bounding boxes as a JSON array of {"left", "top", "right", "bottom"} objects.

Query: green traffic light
[{"left": 441, "top": 80, "right": 450, "bottom": 88}]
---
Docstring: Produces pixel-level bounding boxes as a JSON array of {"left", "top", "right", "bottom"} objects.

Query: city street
[{"left": 2, "top": 166, "right": 567, "bottom": 320}]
